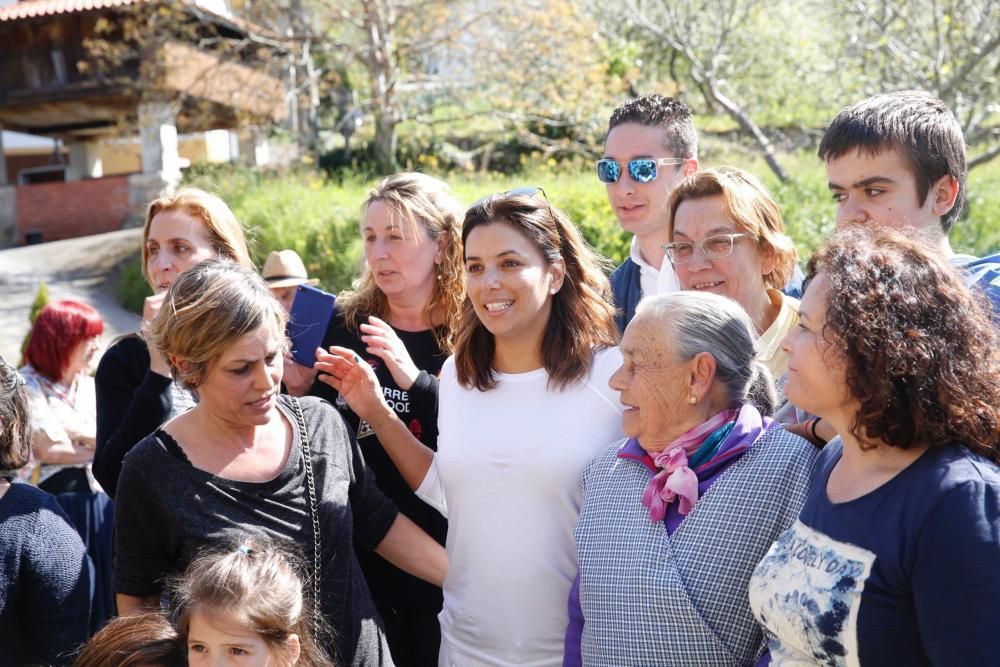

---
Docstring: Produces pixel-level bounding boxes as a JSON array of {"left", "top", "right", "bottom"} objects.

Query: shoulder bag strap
[{"left": 290, "top": 396, "right": 322, "bottom": 640}]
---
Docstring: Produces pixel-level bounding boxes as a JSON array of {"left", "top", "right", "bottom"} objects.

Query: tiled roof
[{"left": 0, "top": 0, "right": 145, "bottom": 22}]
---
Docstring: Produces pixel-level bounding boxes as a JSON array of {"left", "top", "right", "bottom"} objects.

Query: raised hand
[
  {"left": 359, "top": 316, "right": 420, "bottom": 391},
  {"left": 315, "top": 346, "right": 394, "bottom": 426},
  {"left": 282, "top": 353, "right": 318, "bottom": 397},
  {"left": 141, "top": 292, "right": 171, "bottom": 377}
]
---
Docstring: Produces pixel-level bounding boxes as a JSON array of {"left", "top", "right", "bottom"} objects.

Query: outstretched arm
[{"left": 315, "top": 346, "right": 434, "bottom": 490}]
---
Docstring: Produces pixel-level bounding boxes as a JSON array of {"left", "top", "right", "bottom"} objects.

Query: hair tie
[{"left": 237, "top": 544, "right": 254, "bottom": 556}]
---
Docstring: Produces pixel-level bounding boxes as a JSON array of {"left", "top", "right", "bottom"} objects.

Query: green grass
[{"left": 115, "top": 152, "right": 1000, "bottom": 308}]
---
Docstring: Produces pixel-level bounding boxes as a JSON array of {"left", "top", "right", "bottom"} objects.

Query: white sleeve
[
  {"left": 22, "top": 377, "right": 70, "bottom": 443},
  {"left": 414, "top": 454, "right": 448, "bottom": 518}
]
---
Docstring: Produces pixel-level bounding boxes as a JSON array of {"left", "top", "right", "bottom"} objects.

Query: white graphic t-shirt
[{"left": 749, "top": 520, "right": 874, "bottom": 666}]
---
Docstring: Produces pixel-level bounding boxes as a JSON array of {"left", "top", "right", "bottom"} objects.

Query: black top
[
  {"left": 0, "top": 482, "right": 91, "bottom": 666},
  {"left": 94, "top": 334, "right": 195, "bottom": 498},
  {"left": 113, "top": 395, "right": 399, "bottom": 667},
  {"left": 309, "top": 308, "right": 447, "bottom": 613}
]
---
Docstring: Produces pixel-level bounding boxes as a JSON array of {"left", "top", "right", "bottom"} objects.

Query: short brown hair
[
  {"left": 73, "top": 613, "right": 184, "bottom": 667},
  {"left": 809, "top": 228, "right": 1000, "bottom": 462},
  {"left": 818, "top": 91, "right": 967, "bottom": 232},
  {"left": 607, "top": 94, "right": 697, "bottom": 159},
  {"left": 667, "top": 167, "right": 797, "bottom": 290},
  {"left": 149, "top": 259, "right": 287, "bottom": 390},
  {"left": 455, "top": 193, "right": 618, "bottom": 391},
  {"left": 142, "top": 187, "right": 254, "bottom": 285}
]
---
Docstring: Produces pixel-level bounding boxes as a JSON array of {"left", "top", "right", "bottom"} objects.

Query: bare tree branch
[{"left": 969, "top": 142, "right": 1000, "bottom": 168}]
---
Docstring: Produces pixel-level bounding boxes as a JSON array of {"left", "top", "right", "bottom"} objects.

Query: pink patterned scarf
[{"left": 640, "top": 409, "right": 736, "bottom": 521}]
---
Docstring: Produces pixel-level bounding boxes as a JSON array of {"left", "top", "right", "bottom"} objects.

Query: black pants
[{"left": 380, "top": 605, "right": 441, "bottom": 667}]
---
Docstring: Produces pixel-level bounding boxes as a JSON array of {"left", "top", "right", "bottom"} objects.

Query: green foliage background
[{"left": 119, "top": 152, "right": 1000, "bottom": 312}]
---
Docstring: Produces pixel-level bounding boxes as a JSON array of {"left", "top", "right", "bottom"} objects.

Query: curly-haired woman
[{"left": 749, "top": 228, "right": 1000, "bottom": 665}]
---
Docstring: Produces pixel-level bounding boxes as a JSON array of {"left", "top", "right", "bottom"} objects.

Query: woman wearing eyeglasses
[
  {"left": 664, "top": 167, "right": 800, "bottom": 394},
  {"left": 315, "top": 191, "right": 623, "bottom": 666}
]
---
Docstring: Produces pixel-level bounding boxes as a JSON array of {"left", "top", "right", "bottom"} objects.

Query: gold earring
[{"left": 688, "top": 395, "right": 697, "bottom": 405}]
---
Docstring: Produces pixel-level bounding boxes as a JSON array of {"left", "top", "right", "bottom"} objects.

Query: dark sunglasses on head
[{"left": 596, "top": 157, "right": 687, "bottom": 184}]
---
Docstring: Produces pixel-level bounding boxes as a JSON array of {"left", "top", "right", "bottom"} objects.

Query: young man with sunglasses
[
  {"left": 820, "top": 90, "right": 1000, "bottom": 312},
  {"left": 600, "top": 95, "right": 699, "bottom": 332}
]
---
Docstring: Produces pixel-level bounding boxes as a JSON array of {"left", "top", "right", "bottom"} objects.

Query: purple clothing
[{"left": 564, "top": 405, "right": 775, "bottom": 666}]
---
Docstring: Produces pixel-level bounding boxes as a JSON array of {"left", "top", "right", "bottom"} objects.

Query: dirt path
[{"left": 0, "top": 229, "right": 144, "bottom": 366}]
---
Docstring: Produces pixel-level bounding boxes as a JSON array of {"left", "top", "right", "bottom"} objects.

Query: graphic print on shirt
[
  {"left": 749, "top": 520, "right": 875, "bottom": 667},
  {"left": 355, "top": 385, "right": 415, "bottom": 440}
]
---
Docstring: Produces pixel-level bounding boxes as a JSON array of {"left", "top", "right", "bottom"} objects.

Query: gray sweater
[{"left": 113, "top": 396, "right": 399, "bottom": 666}]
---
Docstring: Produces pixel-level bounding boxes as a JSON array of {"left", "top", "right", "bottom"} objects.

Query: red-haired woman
[{"left": 21, "top": 298, "right": 111, "bottom": 631}]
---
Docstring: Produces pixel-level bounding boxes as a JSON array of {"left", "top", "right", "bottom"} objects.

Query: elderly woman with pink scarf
[{"left": 564, "top": 291, "right": 817, "bottom": 666}]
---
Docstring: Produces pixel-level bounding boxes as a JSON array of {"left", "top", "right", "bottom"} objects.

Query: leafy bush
[
  {"left": 21, "top": 281, "right": 50, "bottom": 361},
  {"left": 179, "top": 167, "right": 632, "bottom": 295},
  {"left": 116, "top": 154, "right": 999, "bottom": 308},
  {"left": 118, "top": 253, "right": 152, "bottom": 314}
]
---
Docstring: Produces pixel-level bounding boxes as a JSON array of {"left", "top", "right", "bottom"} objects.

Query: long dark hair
[{"left": 454, "top": 193, "right": 618, "bottom": 391}]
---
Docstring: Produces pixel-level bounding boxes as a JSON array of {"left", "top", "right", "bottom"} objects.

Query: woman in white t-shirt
[{"left": 317, "top": 189, "right": 623, "bottom": 666}]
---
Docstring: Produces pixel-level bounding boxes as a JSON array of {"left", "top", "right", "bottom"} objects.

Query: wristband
[{"left": 808, "top": 417, "right": 827, "bottom": 445}]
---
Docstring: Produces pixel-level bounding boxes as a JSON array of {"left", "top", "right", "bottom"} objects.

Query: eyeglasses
[
  {"left": 662, "top": 233, "right": 753, "bottom": 264},
  {"left": 596, "top": 157, "right": 687, "bottom": 184}
]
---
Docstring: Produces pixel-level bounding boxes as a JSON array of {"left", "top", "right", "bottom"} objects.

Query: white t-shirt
[
  {"left": 417, "top": 347, "right": 624, "bottom": 666},
  {"left": 629, "top": 235, "right": 681, "bottom": 300}
]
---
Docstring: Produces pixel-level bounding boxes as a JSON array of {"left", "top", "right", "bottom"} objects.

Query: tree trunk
[
  {"left": 363, "top": 0, "right": 399, "bottom": 173},
  {"left": 969, "top": 143, "right": 1000, "bottom": 170},
  {"left": 707, "top": 82, "right": 789, "bottom": 182},
  {"left": 373, "top": 110, "right": 398, "bottom": 173}
]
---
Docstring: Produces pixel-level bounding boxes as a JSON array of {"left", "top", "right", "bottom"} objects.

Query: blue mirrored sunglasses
[{"left": 596, "top": 157, "right": 687, "bottom": 184}]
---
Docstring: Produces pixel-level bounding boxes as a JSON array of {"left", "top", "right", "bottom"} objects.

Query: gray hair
[{"left": 635, "top": 292, "right": 777, "bottom": 415}]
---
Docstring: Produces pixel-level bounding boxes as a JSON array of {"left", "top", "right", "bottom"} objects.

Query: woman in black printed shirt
[{"left": 292, "top": 172, "right": 464, "bottom": 667}]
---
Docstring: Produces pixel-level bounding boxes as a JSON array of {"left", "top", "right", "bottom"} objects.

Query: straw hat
[{"left": 261, "top": 250, "right": 319, "bottom": 288}]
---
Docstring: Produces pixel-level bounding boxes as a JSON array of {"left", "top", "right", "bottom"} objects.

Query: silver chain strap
[{"left": 291, "top": 397, "right": 323, "bottom": 642}]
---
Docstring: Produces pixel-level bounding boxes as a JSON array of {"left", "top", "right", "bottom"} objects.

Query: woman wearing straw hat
[{"left": 261, "top": 249, "right": 320, "bottom": 314}]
